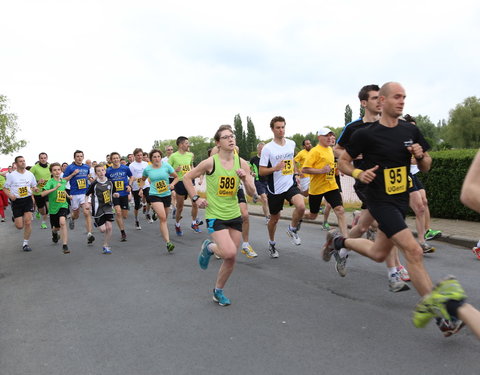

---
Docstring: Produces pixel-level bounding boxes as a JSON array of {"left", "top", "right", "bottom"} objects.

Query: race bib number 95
[
  {"left": 217, "top": 176, "right": 236, "bottom": 196},
  {"left": 282, "top": 159, "right": 294, "bottom": 175},
  {"left": 384, "top": 166, "right": 407, "bottom": 195}
]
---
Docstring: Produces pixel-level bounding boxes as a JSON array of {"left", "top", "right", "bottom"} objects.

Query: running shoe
[
  {"left": 321, "top": 230, "right": 339, "bottom": 262},
  {"left": 35, "top": 211, "right": 41, "bottom": 220},
  {"left": 412, "top": 275, "right": 467, "bottom": 328},
  {"left": 171, "top": 207, "right": 177, "bottom": 219},
  {"left": 69, "top": 218, "right": 75, "bottom": 230},
  {"left": 1, "top": 218, "right": 5, "bottom": 222},
  {"left": 52, "top": 231, "right": 59, "bottom": 243},
  {"left": 366, "top": 228, "right": 376, "bottom": 241},
  {"left": 191, "top": 223, "right": 202, "bottom": 233},
  {"left": 268, "top": 243, "right": 279, "bottom": 258},
  {"left": 41, "top": 222, "right": 47, "bottom": 229},
  {"left": 213, "top": 289, "right": 231, "bottom": 306},
  {"left": 472, "top": 246, "right": 480, "bottom": 260},
  {"left": 175, "top": 225, "right": 183, "bottom": 236},
  {"left": 333, "top": 252, "right": 348, "bottom": 277},
  {"left": 436, "top": 317, "right": 465, "bottom": 337},
  {"left": 166, "top": 241, "right": 175, "bottom": 253},
  {"left": 87, "top": 233, "right": 95, "bottom": 244},
  {"left": 199, "top": 239, "right": 213, "bottom": 269},
  {"left": 322, "top": 222, "right": 331, "bottom": 231},
  {"left": 388, "top": 272, "right": 410, "bottom": 292},
  {"left": 142, "top": 205, "right": 147, "bottom": 214},
  {"left": 297, "top": 219, "right": 303, "bottom": 231},
  {"left": 397, "top": 265, "right": 410, "bottom": 282},
  {"left": 421, "top": 242, "right": 435, "bottom": 254},
  {"left": 152, "top": 212, "right": 157, "bottom": 221},
  {"left": 252, "top": 193, "right": 259, "bottom": 203},
  {"left": 196, "top": 219, "right": 204, "bottom": 226},
  {"left": 135, "top": 220, "right": 141, "bottom": 230},
  {"left": 22, "top": 244, "right": 32, "bottom": 252},
  {"left": 319, "top": 206, "right": 325, "bottom": 215},
  {"left": 102, "top": 246, "right": 112, "bottom": 254},
  {"left": 146, "top": 213, "right": 153, "bottom": 223},
  {"left": 62, "top": 245, "right": 70, "bottom": 254},
  {"left": 121, "top": 232, "right": 127, "bottom": 242},
  {"left": 424, "top": 229, "right": 442, "bottom": 241},
  {"left": 241, "top": 244, "right": 258, "bottom": 258},
  {"left": 286, "top": 226, "right": 301, "bottom": 245}
]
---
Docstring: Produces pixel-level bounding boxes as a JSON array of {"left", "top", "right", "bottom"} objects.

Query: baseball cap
[{"left": 317, "top": 128, "right": 334, "bottom": 136}]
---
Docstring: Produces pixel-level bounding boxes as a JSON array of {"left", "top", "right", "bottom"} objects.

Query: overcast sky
[{"left": 1, "top": 0, "right": 479, "bottom": 167}]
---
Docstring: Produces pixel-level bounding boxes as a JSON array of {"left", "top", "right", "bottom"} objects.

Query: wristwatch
[{"left": 192, "top": 194, "right": 200, "bottom": 202}]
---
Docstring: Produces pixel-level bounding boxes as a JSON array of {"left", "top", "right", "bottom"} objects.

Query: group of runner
[{"left": 1, "top": 81, "right": 480, "bottom": 340}]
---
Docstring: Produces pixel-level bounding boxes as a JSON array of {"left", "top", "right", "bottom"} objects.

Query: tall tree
[
  {"left": 359, "top": 105, "right": 365, "bottom": 118},
  {"left": 0, "top": 95, "right": 27, "bottom": 154},
  {"left": 234, "top": 114, "right": 247, "bottom": 158},
  {"left": 344, "top": 104, "right": 352, "bottom": 125},
  {"left": 245, "top": 116, "right": 258, "bottom": 158},
  {"left": 412, "top": 114, "right": 440, "bottom": 147},
  {"left": 444, "top": 96, "right": 480, "bottom": 148}
]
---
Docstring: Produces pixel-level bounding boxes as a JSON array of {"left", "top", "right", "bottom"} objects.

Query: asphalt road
[{"left": 0, "top": 207, "right": 478, "bottom": 375}]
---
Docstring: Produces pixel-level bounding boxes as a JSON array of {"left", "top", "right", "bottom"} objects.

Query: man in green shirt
[{"left": 30, "top": 152, "right": 51, "bottom": 229}]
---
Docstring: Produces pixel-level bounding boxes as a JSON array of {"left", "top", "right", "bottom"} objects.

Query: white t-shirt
[
  {"left": 129, "top": 161, "right": 150, "bottom": 191},
  {"left": 4, "top": 170, "right": 37, "bottom": 198},
  {"left": 259, "top": 138, "right": 296, "bottom": 195}
]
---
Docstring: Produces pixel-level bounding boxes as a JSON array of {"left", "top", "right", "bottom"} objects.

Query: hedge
[{"left": 418, "top": 149, "right": 480, "bottom": 222}]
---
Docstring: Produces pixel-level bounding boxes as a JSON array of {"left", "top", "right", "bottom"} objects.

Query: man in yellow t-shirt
[
  {"left": 302, "top": 128, "right": 348, "bottom": 236},
  {"left": 294, "top": 139, "right": 312, "bottom": 197}
]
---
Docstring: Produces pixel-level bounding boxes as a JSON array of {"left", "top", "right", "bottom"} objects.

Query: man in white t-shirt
[
  {"left": 3, "top": 156, "right": 39, "bottom": 251},
  {"left": 129, "top": 148, "right": 150, "bottom": 230},
  {"left": 259, "top": 116, "right": 305, "bottom": 258}
]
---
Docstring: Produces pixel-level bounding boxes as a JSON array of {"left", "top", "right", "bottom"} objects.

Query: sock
[
  {"left": 289, "top": 225, "right": 297, "bottom": 231},
  {"left": 333, "top": 236, "right": 345, "bottom": 250},
  {"left": 206, "top": 243, "right": 214, "bottom": 254},
  {"left": 121, "top": 230, "right": 125, "bottom": 235},
  {"left": 269, "top": 240, "right": 276, "bottom": 246},
  {"left": 242, "top": 242, "right": 249, "bottom": 248},
  {"left": 214, "top": 288, "right": 223, "bottom": 293},
  {"left": 87, "top": 232, "right": 92, "bottom": 237},
  {"left": 192, "top": 220, "right": 197, "bottom": 225},
  {"left": 446, "top": 299, "right": 466, "bottom": 321},
  {"left": 176, "top": 222, "right": 181, "bottom": 227},
  {"left": 388, "top": 267, "right": 397, "bottom": 277},
  {"left": 23, "top": 239, "right": 29, "bottom": 246},
  {"left": 62, "top": 244, "right": 68, "bottom": 249},
  {"left": 339, "top": 248, "right": 350, "bottom": 258}
]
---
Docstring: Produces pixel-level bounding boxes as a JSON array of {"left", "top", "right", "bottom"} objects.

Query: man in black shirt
[{"left": 324, "top": 82, "right": 472, "bottom": 337}]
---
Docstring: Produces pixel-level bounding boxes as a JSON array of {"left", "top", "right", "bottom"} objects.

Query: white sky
[{"left": 1, "top": 0, "right": 479, "bottom": 167}]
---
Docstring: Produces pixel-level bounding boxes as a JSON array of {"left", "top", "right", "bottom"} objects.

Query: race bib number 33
[
  {"left": 282, "top": 159, "right": 294, "bottom": 175},
  {"left": 217, "top": 176, "right": 236, "bottom": 196},
  {"left": 384, "top": 166, "right": 407, "bottom": 195}
]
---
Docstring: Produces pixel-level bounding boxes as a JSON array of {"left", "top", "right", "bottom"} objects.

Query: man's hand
[{"left": 358, "top": 165, "right": 379, "bottom": 184}]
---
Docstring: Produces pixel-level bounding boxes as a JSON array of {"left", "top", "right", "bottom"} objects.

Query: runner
[
  {"left": 0, "top": 170, "right": 8, "bottom": 222},
  {"left": 162, "top": 145, "right": 177, "bottom": 219},
  {"left": 40, "top": 163, "right": 70, "bottom": 253},
  {"left": 142, "top": 149, "right": 178, "bottom": 252},
  {"left": 86, "top": 164, "right": 119, "bottom": 254},
  {"left": 63, "top": 150, "right": 95, "bottom": 244},
  {"left": 129, "top": 148, "right": 151, "bottom": 230},
  {"left": 3, "top": 156, "right": 39, "bottom": 251},
  {"left": 294, "top": 139, "right": 312, "bottom": 197},
  {"left": 302, "top": 128, "right": 348, "bottom": 242},
  {"left": 259, "top": 116, "right": 305, "bottom": 258},
  {"left": 183, "top": 124, "right": 256, "bottom": 306},
  {"left": 106, "top": 152, "right": 133, "bottom": 241},
  {"left": 250, "top": 142, "right": 270, "bottom": 224},
  {"left": 169, "top": 136, "right": 202, "bottom": 235},
  {"left": 29, "top": 152, "right": 51, "bottom": 229},
  {"left": 325, "top": 82, "right": 466, "bottom": 336}
]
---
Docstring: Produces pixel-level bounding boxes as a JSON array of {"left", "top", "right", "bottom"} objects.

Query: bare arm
[
  {"left": 461, "top": 151, "right": 480, "bottom": 212},
  {"left": 338, "top": 151, "right": 378, "bottom": 184},
  {"left": 183, "top": 158, "right": 214, "bottom": 208}
]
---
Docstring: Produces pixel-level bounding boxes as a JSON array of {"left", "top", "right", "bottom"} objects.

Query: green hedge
[{"left": 418, "top": 149, "right": 480, "bottom": 222}]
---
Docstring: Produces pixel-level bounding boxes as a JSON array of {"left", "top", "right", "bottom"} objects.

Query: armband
[{"left": 352, "top": 169, "right": 364, "bottom": 180}]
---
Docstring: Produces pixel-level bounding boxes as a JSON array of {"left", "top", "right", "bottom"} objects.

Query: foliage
[
  {"left": 344, "top": 105, "right": 352, "bottom": 125},
  {"left": 0, "top": 95, "right": 27, "bottom": 155},
  {"left": 443, "top": 96, "right": 480, "bottom": 148},
  {"left": 152, "top": 139, "right": 177, "bottom": 153},
  {"left": 418, "top": 149, "right": 480, "bottom": 222},
  {"left": 245, "top": 116, "right": 258, "bottom": 158},
  {"left": 233, "top": 114, "right": 247, "bottom": 158},
  {"left": 359, "top": 105, "right": 365, "bottom": 118}
]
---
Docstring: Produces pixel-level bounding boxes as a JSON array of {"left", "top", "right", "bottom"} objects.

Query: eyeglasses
[
  {"left": 166, "top": 148, "right": 173, "bottom": 151},
  {"left": 220, "top": 134, "right": 236, "bottom": 140}
]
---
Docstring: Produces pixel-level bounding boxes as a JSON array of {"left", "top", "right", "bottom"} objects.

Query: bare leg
[
  {"left": 211, "top": 228, "right": 241, "bottom": 289},
  {"left": 290, "top": 194, "right": 305, "bottom": 228},
  {"left": 59, "top": 216, "right": 68, "bottom": 245}
]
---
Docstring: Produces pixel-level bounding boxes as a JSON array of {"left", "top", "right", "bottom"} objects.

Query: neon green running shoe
[
  {"left": 412, "top": 275, "right": 467, "bottom": 328},
  {"left": 35, "top": 212, "right": 41, "bottom": 220}
]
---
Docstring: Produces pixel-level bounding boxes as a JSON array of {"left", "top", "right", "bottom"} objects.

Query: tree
[
  {"left": 152, "top": 139, "right": 177, "bottom": 153},
  {"left": 344, "top": 105, "right": 352, "bottom": 125},
  {"left": 412, "top": 114, "right": 440, "bottom": 149},
  {"left": 245, "top": 116, "right": 258, "bottom": 158},
  {"left": 444, "top": 97, "right": 480, "bottom": 148},
  {"left": 359, "top": 105, "right": 365, "bottom": 118},
  {"left": 0, "top": 95, "right": 27, "bottom": 154},
  {"left": 234, "top": 114, "right": 247, "bottom": 158}
]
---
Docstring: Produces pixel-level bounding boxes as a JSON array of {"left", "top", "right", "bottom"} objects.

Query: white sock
[
  {"left": 269, "top": 240, "right": 275, "bottom": 245},
  {"left": 192, "top": 220, "right": 197, "bottom": 225},
  {"left": 176, "top": 222, "right": 181, "bottom": 227},
  {"left": 476, "top": 240, "right": 480, "bottom": 247},
  {"left": 206, "top": 243, "right": 214, "bottom": 254},
  {"left": 388, "top": 267, "right": 397, "bottom": 277},
  {"left": 339, "top": 248, "right": 350, "bottom": 258},
  {"left": 23, "top": 240, "right": 29, "bottom": 246},
  {"left": 242, "top": 242, "right": 249, "bottom": 248}
]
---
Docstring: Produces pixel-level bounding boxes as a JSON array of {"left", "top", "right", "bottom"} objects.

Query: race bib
[
  {"left": 115, "top": 180, "right": 124, "bottom": 191},
  {"left": 217, "top": 176, "right": 236, "bottom": 196},
  {"left": 384, "top": 166, "right": 407, "bottom": 195},
  {"left": 137, "top": 178, "right": 144, "bottom": 187},
  {"left": 155, "top": 180, "right": 168, "bottom": 194},
  {"left": 37, "top": 181, "right": 46, "bottom": 189},
  {"left": 103, "top": 190, "right": 111, "bottom": 204},
  {"left": 181, "top": 165, "right": 191, "bottom": 173},
  {"left": 18, "top": 186, "right": 28, "bottom": 198},
  {"left": 326, "top": 163, "right": 335, "bottom": 181},
  {"left": 282, "top": 159, "right": 294, "bottom": 175},
  {"left": 56, "top": 190, "right": 66, "bottom": 203},
  {"left": 77, "top": 179, "right": 86, "bottom": 189}
]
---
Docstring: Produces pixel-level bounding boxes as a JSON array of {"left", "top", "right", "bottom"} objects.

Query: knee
[
  {"left": 333, "top": 206, "right": 344, "bottom": 216},
  {"left": 241, "top": 213, "right": 249, "bottom": 223},
  {"left": 404, "top": 244, "right": 424, "bottom": 263}
]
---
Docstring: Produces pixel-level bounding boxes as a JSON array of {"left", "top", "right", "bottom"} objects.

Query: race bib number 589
[{"left": 217, "top": 176, "right": 236, "bottom": 196}]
